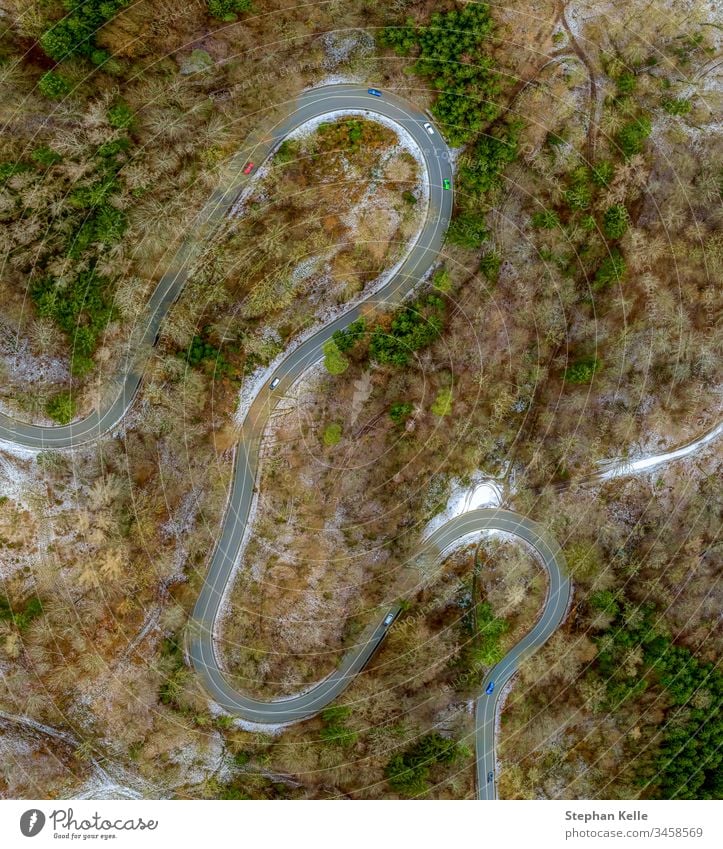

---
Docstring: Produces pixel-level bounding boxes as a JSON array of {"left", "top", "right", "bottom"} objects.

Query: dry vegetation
[
  {"left": 160, "top": 115, "right": 424, "bottom": 369},
  {"left": 0, "top": 0, "right": 720, "bottom": 800},
  {"left": 499, "top": 447, "right": 722, "bottom": 799}
]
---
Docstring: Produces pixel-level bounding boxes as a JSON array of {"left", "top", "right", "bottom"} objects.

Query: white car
[
  {"left": 269, "top": 377, "right": 280, "bottom": 389},
  {"left": 383, "top": 612, "right": 395, "bottom": 626},
  {"left": 423, "top": 122, "right": 435, "bottom": 135}
]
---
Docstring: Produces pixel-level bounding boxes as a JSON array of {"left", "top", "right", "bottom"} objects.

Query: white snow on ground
[
  {"left": 598, "top": 421, "right": 723, "bottom": 480},
  {"left": 0, "top": 345, "right": 69, "bottom": 386},
  {"left": 0, "top": 439, "right": 43, "bottom": 460},
  {"left": 423, "top": 472, "right": 504, "bottom": 539},
  {"left": 207, "top": 700, "right": 287, "bottom": 735},
  {"left": 564, "top": 0, "right": 605, "bottom": 43},
  {"left": 0, "top": 327, "right": 70, "bottom": 421},
  {"left": 306, "top": 73, "right": 367, "bottom": 90},
  {"left": 290, "top": 255, "right": 322, "bottom": 285},
  {"left": 0, "top": 448, "right": 37, "bottom": 505},
  {"left": 73, "top": 779, "right": 143, "bottom": 800},
  {"left": 318, "top": 30, "right": 375, "bottom": 71},
  {"left": 161, "top": 486, "right": 203, "bottom": 572}
]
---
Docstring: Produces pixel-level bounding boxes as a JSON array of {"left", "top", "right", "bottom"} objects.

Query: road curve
[{"left": 0, "top": 84, "right": 571, "bottom": 799}]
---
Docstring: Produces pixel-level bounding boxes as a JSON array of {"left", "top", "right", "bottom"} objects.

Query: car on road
[
  {"left": 423, "top": 122, "right": 435, "bottom": 135},
  {"left": 487, "top": 771, "right": 494, "bottom": 783},
  {"left": 269, "top": 377, "right": 280, "bottom": 389},
  {"left": 485, "top": 681, "right": 495, "bottom": 695},
  {"left": 367, "top": 88, "right": 382, "bottom": 97},
  {"left": 383, "top": 612, "right": 395, "bottom": 626},
  {"left": 443, "top": 178, "right": 451, "bottom": 190},
  {"left": 243, "top": 161, "right": 254, "bottom": 175}
]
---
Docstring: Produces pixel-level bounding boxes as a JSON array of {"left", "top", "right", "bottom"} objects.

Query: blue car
[
  {"left": 367, "top": 88, "right": 382, "bottom": 97},
  {"left": 485, "top": 681, "right": 495, "bottom": 695},
  {"left": 487, "top": 771, "right": 494, "bottom": 783}
]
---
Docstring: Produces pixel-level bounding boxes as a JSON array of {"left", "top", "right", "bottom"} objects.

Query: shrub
[
  {"left": 616, "top": 114, "right": 652, "bottom": 158},
  {"left": 274, "top": 140, "right": 299, "bottom": 164},
  {"left": 90, "top": 48, "right": 110, "bottom": 66},
  {"left": 616, "top": 71, "right": 636, "bottom": 95},
  {"left": 96, "top": 204, "right": 128, "bottom": 242},
  {"left": 564, "top": 356, "right": 601, "bottom": 384},
  {"left": 31, "top": 268, "right": 114, "bottom": 369},
  {"left": 208, "top": 0, "right": 252, "bottom": 21},
  {"left": 432, "top": 267, "right": 452, "bottom": 292},
  {"left": 40, "top": 0, "right": 131, "bottom": 62},
  {"left": 38, "top": 71, "right": 71, "bottom": 100},
  {"left": 332, "top": 318, "right": 366, "bottom": 353},
  {"left": 107, "top": 100, "right": 134, "bottom": 130},
  {"left": 402, "top": 190, "right": 417, "bottom": 205},
  {"left": 69, "top": 176, "right": 119, "bottom": 210},
  {"left": 46, "top": 391, "right": 76, "bottom": 425},
  {"left": 593, "top": 248, "right": 626, "bottom": 289},
  {"left": 385, "top": 733, "right": 466, "bottom": 796},
  {"left": 662, "top": 98, "right": 691, "bottom": 116},
  {"left": 389, "top": 402, "right": 413, "bottom": 425},
  {"left": 0, "top": 594, "right": 43, "bottom": 631},
  {"left": 479, "top": 250, "right": 501, "bottom": 281},
  {"left": 369, "top": 294, "right": 444, "bottom": 367},
  {"left": 0, "top": 162, "right": 30, "bottom": 183},
  {"left": 472, "top": 602, "right": 508, "bottom": 666},
  {"left": 531, "top": 209, "right": 560, "bottom": 229},
  {"left": 602, "top": 204, "right": 630, "bottom": 239},
  {"left": 379, "top": 17, "right": 417, "bottom": 56},
  {"left": 569, "top": 165, "right": 590, "bottom": 185},
  {"left": 96, "top": 136, "right": 130, "bottom": 161},
  {"left": 457, "top": 122, "right": 521, "bottom": 196},
  {"left": 546, "top": 131, "right": 566, "bottom": 148},
  {"left": 589, "top": 590, "right": 621, "bottom": 617},
  {"left": 319, "top": 705, "right": 357, "bottom": 747},
  {"left": 322, "top": 339, "right": 349, "bottom": 375},
  {"left": 184, "top": 331, "right": 234, "bottom": 378},
  {"left": 232, "top": 751, "right": 249, "bottom": 767},
  {"left": 322, "top": 422, "right": 342, "bottom": 446},
  {"left": 430, "top": 386, "right": 452, "bottom": 416},
  {"left": 564, "top": 183, "right": 592, "bottom": 211},
  {"left": 447, "top": 211, "right": 487, "bottom": 249},
  {"left": 591, "top": 161, "right": 614, "bottom": 187},
  {"left": 31, "top": 146, "right": 62, "bottom": 167}
]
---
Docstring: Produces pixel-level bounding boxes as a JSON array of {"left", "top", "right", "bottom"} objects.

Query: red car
[{"left": 243, "top": 161, "right": 254, "bottom": 175}]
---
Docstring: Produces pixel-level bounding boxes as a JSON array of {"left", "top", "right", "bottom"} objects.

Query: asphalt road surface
[{"left": 0, "top": 85, "right": 571, "bottom": 799}]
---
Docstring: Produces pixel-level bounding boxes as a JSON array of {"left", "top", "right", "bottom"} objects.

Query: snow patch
[
  {"left": 207, "top": 700, "right": 287, "bottom": 735},
  {"left": 0, "top": 439, "right": 42, "bottom": 460},
  {"left": 598, "top": 421, "right": 723, "bottom": 480},
  {"left": 0, "top": 448, "right": 37, "bottom": 505},
  {"left": 424, "top": 472, "right": 504, "bottom": 538},
  {"left": 318, "top": 30, "right": 375, "bottom": 71}
]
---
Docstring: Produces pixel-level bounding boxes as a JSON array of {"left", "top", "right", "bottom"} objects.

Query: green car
[{"left": 443, "top": 178, "right": 451, "bottom": 190}]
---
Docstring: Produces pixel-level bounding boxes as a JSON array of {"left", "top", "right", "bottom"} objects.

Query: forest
[{"left": 0, "top": 0, "right": 720, "bottom": 802}]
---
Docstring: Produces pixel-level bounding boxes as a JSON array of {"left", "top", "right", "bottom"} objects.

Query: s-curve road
[{"left": 0, "top": 85, "right": 571, "bottom": 799}]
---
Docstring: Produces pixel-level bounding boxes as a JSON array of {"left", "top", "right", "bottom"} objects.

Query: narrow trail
[{"left": 557, "top": 0, "right": 601, "bottom": 162}]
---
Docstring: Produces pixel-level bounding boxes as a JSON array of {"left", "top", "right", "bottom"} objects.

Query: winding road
[{"left": 0, "top": 84, "right": 572, "bottom": 799}]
